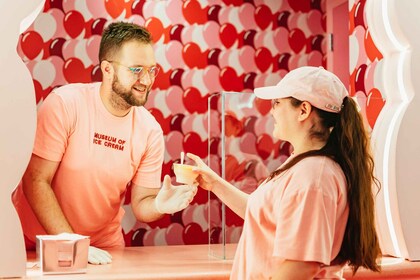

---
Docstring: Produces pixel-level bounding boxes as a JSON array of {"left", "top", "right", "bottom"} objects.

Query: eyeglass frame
[{"left": 106, "top": 60, "right": 160, "bottom": 79}]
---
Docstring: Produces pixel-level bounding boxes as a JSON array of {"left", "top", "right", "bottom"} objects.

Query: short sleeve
[
  {"left": 33, "top": 93, "right": 73, "bottom": 162},
  {"left": 131, "top": 128, "right": 164, "bottom": 188},
  {"left": 273, "top": 183, "right": 339, "bottom": 265}
]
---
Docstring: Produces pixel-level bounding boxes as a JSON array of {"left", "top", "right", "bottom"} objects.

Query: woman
[{"left": 188, "top": 66, "right": 381, "bottom": 279}]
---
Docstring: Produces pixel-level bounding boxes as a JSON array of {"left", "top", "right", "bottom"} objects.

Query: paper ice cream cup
[{"left": 173, "top": 164, "right": 198, "bottom": 185}]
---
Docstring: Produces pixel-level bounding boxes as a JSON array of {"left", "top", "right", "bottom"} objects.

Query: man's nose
[{"left": 139, "top": 71, "right": 153, "bottom": 85}]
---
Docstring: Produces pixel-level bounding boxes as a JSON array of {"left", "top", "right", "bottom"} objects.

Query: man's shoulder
[
  {"left": 133, "top": 106, "right": 163, "bottom": 131},
  {"left": 52, "top": 82, "right": 99, "bottom": 100}
]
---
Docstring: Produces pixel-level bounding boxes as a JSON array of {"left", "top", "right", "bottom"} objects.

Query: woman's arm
[{"left": 187, "top": 153, "right": 249, "bottom": 218}]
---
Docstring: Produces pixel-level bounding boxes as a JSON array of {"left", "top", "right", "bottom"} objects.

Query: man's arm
[
  {"left": 130, "top": 182, "right": 163, "bottom": 222},
  {"left": 22, "top": 153, "right": 73, "bottom": 234}
]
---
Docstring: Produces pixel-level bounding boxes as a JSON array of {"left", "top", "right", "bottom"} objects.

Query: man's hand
[
  {"left": 88, "top": 246, "right": 112, "bottom": 265},
  {"left": 154, "top": 175, "right": 197, "bottom": 214}
]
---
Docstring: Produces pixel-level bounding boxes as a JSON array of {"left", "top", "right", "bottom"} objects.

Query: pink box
[{"left": 36, "top": 234, "right": 90, "bottom": 274}]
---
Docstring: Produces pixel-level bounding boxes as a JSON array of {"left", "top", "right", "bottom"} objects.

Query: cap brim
[{"left": 254, "top": 85, "right": 289, "bottom": 100}]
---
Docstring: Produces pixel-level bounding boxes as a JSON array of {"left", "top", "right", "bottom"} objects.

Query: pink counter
[
  {"left": 9, "top": 244, "right": 420, "bottom": 279},
  {"left": 24, "top": 244, "right": 234, "bottom": 280}
]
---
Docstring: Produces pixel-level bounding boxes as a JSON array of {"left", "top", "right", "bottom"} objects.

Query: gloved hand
[
  {"left": 88, "top": 246, "right": 112, "bottom": 265},
  {"left": 155, "top": 175, "right": 198, "bottom": 214}
]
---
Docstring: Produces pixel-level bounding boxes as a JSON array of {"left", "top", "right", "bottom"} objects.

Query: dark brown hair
[
  {"left": 99, "top": 22, "right": 152, "bottom": 62},
  {"left": 268, "top": 97, "right": 381, "bottom": 273}
]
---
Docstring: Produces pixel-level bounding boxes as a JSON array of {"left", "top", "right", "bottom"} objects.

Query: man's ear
[
  {"left": 100, "top": 60, "right": 113, "bottom": 78},
  {"left": 298, "top": 101, "right": 312, "bottom": 121}
]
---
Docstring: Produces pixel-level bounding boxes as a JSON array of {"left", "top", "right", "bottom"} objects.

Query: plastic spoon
[{"left": 180, "top": 151, "right": 185, "bottom": 165}]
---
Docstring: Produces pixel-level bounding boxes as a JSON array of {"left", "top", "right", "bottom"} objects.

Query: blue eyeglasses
[{"left": 108, "top": 61, "right": 159, "bottom": 79}]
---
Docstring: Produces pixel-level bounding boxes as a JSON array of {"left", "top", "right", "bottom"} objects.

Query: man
[{"left": 12, "top": 22, "right": 197, "bottom": 265}]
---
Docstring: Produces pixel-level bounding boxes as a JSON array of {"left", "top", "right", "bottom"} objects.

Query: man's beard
[{"left": 111, "top": 75, "right": 149, "bottom": 108}]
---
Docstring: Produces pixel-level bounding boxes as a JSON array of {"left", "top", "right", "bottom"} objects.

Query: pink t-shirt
[
  {"left": 231, "top": 156, "right": 349, "bottom": 279},
  {"left": 12, "top": 82, "right": 164, "bottom": 248}
]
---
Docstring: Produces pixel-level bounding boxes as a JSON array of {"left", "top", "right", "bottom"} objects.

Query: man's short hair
[{"left": 99, "top": 22, "right": 153, "bottom": 62}]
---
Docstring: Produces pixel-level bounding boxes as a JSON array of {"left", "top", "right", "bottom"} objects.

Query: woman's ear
[{"left": 298, "top": 101, "right": 312, "bottom": 121}]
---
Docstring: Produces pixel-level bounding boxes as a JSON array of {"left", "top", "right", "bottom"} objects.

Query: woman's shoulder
[{"left": 290, "top": 156, "right": 344, "bottom": 182}]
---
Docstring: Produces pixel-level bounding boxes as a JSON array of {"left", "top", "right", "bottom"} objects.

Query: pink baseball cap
[{"left": 254, "top": 66, "right": 348, "bottom": 113}]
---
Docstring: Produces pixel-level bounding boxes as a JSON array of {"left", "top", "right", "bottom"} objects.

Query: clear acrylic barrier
[{"left": 207, "top": 91, "right": 286, "bottom": 259}]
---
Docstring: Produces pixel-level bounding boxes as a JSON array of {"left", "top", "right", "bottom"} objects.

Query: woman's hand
[{"left": 187, "top": 153, "right": 222, "bottom": 192}]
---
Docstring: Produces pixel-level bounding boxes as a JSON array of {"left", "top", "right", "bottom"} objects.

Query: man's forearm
[
  {"left": 132, "top": 195, "right": 164, "bottom": 222},
  {"left": 23, "top": 180, "right": 73, "bottom": 234}
]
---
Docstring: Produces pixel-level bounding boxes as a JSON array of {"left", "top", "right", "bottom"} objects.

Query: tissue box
[{"left": 36, "top": 233, "right": 90, "bottom": 274}]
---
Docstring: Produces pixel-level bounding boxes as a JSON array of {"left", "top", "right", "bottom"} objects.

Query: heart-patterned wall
[
  {"left": 17, "top": 0, "right": 370, "bottom": 246},
  {"left": 349, "top": 0, "right": 384, "bottom": 131}
]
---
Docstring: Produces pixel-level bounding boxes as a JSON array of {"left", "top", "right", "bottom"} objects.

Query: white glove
[
  {"left": 155, "top": 175, "right": 198, "bottom": 214},
  {"left": 88, "top": 246, "right": 112, "bottom": 265}
]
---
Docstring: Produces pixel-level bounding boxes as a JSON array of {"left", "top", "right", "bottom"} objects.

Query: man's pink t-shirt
[
  {"left": 231, "top": 156, "right": 349, "bottom": 279},
  {"left": 12, "top": 82, "right": 164, "bottom": 248}
]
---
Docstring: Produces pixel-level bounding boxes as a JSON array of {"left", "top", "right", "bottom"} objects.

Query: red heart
[
  {"left": 145, "top": 17, "right": 164, "bottom": 43},
  {"left": 366, "top": 88, "right": 385, "bottom": 128},
  {"left": 353, "top": 0, "right": 366, "bottom": 28},
  {"left": 131, "top": 228, "right": 147, "bottom": 246},
  {"left": 243, "top": 72, "right": 256, "bottom": 89},
  {"left": 365, "top": 30, "right": 383, "bottom": 62},
  {"left": 183, "top": 223, "right": 208, "bottom": 245},
  {"left": 123, "top": 183, "right": 133, "bottom": 205},
  {"left": 49, "top": 37, "right": 65, "bottom": 59},
  {"left": 288, "top": 29, "right": 306, "bottom": 53},
  {"left": 354, "top": 64, "right": 367, "bottom": 93},
  {"left": 170, "top": 113, "right": 185, "bottom": 132},
  {"left": 21, "top": 31, "right": 44, "bottom": 60},
  {"left": 147, "top": 214, "right": 171, "bottom": 229},
  {"left": 220, "top": 67, "right": 243, "bottom": 92},
  {"left": 255, "top": 47, "right": 273, "bottom": 72},
  {"left": 45, "top": 0, "right": 63, "bottom": 11},
  {"left": 288, "top": 1, "right": 311, "bottom": 12},
  {"left": 220, "top": 23, "right": 237, "bottom": 48},
  {"left": 33, "top": 80, "right": 52, "bottom": 104},
  {"left": 255, "top": 5, "right": 273, "bottom": 30},
  {"left": 225, "top": 114, "right": 243, "bottom": 137},
  {"left": 276, "top": 53, "right": 291, "bottom": 71},
  {"left": 152, "top": 66, "right": 171, "bottom": 90},
  {"left": 148, "top": 108, "right": 171, "bottom": 135},
  {"left": 254, "top": 4, "right": 272, "bottom": 30},
  {"left": 63, "top": 58, "right": 93, "bottom": 83},
  {"left": 183, "top": 87, "right": 208, "bottom": 114},
  {"left": 63, "top": 10, "right": 85, "bottom": 39},
  {"left": 256, "top": 134, "right": 274, "bottom": 160},
  {"left": 225, "top": 207, "right": 243, "bottom": 226},
  {"left": 192, "top": 188, "right": 208, "bottom": 204},
  {"left": 90, "top": 18, "right": 107, "bottom": 36},
  {"left": 182, "top": 43, "right": 206, "bottom": 69},
  {"left": 182, "top": 0, "right": 208, "bottom": 25},
  {"left": 91, "top": 65, "right": 102, "bottom": 82},
  {"left": 169, "top": 68, "right": 184, "bottom": 87},
  {"left": 225, "top": 155, "right": 248, "bottom": 182},
  {"left": 182, "top": 132, "right": 207, "bottom": 158},
  {"left": 207, "top": 48, "right": 221, "bottom": 67},
  {"left": 131, "top": 0, "right": 145, "bottom": 16},
  {"left": 254, "top": 98, "right": 271, "bottom": 116},
  {"left": 209, "top": 137, "right": 220, "bottom": 155},
  {"left": 222, "top": 0, "right": 243, "bottom": 6},
  {"left": 277, "top": 141, "right": 292, "bottom": 158},
  {"left": 207, "top": 5, "right": 221, "bottom": 22},
  {"left": 162, "top": 159, "right": 175, "bottom": 180},
  {"left": 123, "top": 229, "right": 134, "bottom": 246},
  {"left": 105, "top": 0, "right": 126, "bottom": 19}
]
